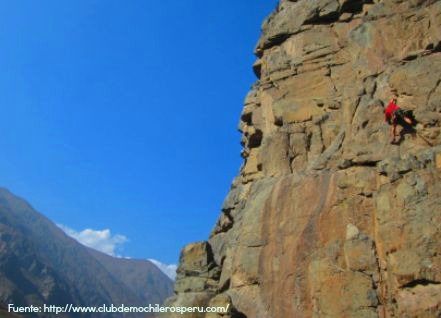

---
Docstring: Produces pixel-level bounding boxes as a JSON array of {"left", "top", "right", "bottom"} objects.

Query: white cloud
[
  {"left": 58, "top": 224, "right": 128, "bottom": 257},
  {"left": 58, "top": 225, "right": 177, "bottom": 280},
  {"left": 148, "top": 259, "right": 177, "bottom": 280}
]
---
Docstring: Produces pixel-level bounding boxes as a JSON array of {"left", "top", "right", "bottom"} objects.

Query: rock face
[{"left": 163, "top": 1, "right": 441, "bottom": 317}]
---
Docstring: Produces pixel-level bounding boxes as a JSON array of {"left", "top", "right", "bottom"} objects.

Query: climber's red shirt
[{"left": 384, "top": 101, "right": 398, "bottom": 121}]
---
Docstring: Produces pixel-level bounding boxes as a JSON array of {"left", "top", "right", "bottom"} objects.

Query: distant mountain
[
  {"left": 88, "top": 249, "right": 172, "bottom": 305},
  {"left": 0, "top": 188, "right": 173, "bottom": 318},
  {"left": 0, "top": 302, "right": 22, "bottom": 318},
  {"left": 147, "top": 260, "right": 177, "bottom": 280}
]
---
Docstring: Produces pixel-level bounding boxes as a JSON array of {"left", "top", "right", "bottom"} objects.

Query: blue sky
[{"left": 0, "top": 1, "right": 277, "bottom": 265}]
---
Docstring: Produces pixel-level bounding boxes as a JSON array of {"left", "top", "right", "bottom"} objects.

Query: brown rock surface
[{"left": 162, "top": 0, "right": 441, "bottom": 317}]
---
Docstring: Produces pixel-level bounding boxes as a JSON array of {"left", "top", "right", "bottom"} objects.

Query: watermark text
[{"left": 8, "top": 303, "right": 230, "bottom": 315}]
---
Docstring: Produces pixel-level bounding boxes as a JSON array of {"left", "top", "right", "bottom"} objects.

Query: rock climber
[{"left": 383, "top": 97, "right": 413, "bottom": 144}]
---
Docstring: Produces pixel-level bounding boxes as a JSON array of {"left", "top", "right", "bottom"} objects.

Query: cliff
[{"left": 162, "top": 0, "right": 441, "bottom": 317}]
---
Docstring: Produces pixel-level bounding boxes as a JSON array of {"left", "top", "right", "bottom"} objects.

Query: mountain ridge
[{"left": 0, "top": 187, "right": 173, "bottom": 318}]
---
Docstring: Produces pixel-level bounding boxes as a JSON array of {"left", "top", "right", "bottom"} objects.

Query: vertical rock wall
[{"left": 161, "top": 0, "right": 441, "bottom": 317}]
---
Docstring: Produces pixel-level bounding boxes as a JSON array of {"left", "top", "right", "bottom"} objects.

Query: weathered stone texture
[{"left": 162, "top": 0, "right": 441, "bottom": 317}]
